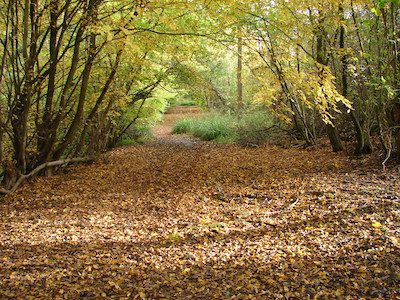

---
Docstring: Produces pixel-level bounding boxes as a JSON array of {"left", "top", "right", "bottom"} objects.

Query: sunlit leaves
[{"left": 0, "top": 109, "right": 399, "bottom": 297}]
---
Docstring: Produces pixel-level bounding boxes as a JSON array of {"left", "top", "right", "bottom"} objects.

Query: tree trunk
[
  {"left": 326, "top": 124, "right": 343, "bottom": 152},
  {"left": 38, "top": 24, "right": 85, "bottom": 164},
  {"left": 11, "top": 0, "right": 38, "bottom": 173},
  {"left": 237, "top": 34, "right": 244, "bottom": 114},
  {"left": 53, "top": 32, "right": 97, "bottom": 160},
  {"left": 37, "top": 1, "right": 59, "bottom": 160},
  {"left": 0, "top": 128, "right": 3, "bottom": 163},
  {"left": 315, "top": 22, "right": 343, "bottom": 152},
  {"left": 339, "top": 5, "right": 371, "bottom": 155},
  {"left": 393, "top": 102, "right": 400, "bottom": 162},
  {"left": 74, "top": 50, "right": 122, "bottom": 156}
]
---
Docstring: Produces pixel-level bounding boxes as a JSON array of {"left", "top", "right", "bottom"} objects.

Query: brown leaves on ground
[{"left": 0, "top": 110, "right": 399, "bottom": 299}]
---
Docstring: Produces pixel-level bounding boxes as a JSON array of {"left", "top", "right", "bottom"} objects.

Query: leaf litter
[{"left": 0, "top": 109, "right": 399, "bottom": 299}]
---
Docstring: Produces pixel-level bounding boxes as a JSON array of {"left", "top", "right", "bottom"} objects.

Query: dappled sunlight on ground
[{"left": 0, "top": 107, "right": 399, "bottom": 299}]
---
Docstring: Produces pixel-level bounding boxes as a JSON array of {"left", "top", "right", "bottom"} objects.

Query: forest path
[
  {"left": 0, "top": 107, "right": 399, "bottom": 298},
  {"left": 152, "top": 105, "right": 204, "bottom": 147}
]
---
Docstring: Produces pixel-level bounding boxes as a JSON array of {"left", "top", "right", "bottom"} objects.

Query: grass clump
[
  {"left": 190, "top": 115, "right": 235, "bottom": 141},
  {"left": 173, "top": 114, "right": 236, "bottom": 142},
  {"left": 172, "top": 111, "right": 275, "bottom": 145},
  {"left": 172, "top": 118, "right": 194, "bottom": 134}
]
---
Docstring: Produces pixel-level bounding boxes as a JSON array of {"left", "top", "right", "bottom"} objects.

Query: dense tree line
[
  {"left": 242, "top": 0, "right": 400, "bottom": 158},
  {"left": 1, "top": 0, "right": 399, "bottom": 192},
  {"left": 0, "top": 0, "right": 182, "bottom": 191}
]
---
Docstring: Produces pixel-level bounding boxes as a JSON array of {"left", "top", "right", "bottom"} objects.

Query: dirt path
[
  {"left": 152, "top": 106, "right": 203, "bottom": 147},
  {"left": 0, "top": 107, "right": 399, "bottom": 299}
]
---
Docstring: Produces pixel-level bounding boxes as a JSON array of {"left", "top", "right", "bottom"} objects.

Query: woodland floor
[{"left": 0, "top": 107, "right": 399, "bottom": 299}]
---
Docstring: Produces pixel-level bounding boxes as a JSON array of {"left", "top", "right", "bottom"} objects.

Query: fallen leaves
[
  {"left": 372, "top": 221, "right": 383, "bottom": 228},
  {"left": 0, "top": 109, "right": 399, "bottom": 299}
]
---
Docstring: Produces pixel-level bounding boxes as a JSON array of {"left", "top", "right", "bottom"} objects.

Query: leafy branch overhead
[{"left": 1, "top": 0, "right": 400, "bottom": 179}]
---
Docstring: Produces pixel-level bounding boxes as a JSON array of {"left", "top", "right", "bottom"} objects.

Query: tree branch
[
  {"left": 0, "top": 188, "right": 9, "bottom": 195},
  {"left": 0, "top": 156, "right": 94, "bottom": 195}
]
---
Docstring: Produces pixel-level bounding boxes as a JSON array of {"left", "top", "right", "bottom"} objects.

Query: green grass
[
  {"left": 190, "top": 115, "right": 235, "bottom": 141},
  {"left": 173, "top": 114, "right": 236, "bottom": 142},
  {"left": 172, "top": 119, "right": 193, "bottom": 134},
  {"left": 177, "top": 100, "right": 198, "bottom": 107},
  {"left": 172, "top": 111, "right": 274, "bottom": 145},
  {"left": 116, "top": 124, "right": 154, "bottom": 147},
  {"left": 116, "top": 138, "right": 137, "bottom": 147}
]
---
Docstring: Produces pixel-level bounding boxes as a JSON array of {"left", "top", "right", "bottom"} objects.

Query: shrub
[
  {"left": 133, "top": 125, "right": 154, "bottom": 143},
  {"left": 177, "top": 100, "right": 198, "bottom": 107},
  {"left": 172, "top": 118, "right": 194, "bottom": 134},
  {"left": 116, "top": 138, "right": 136, "bottom": 147},
  {"left": 117, "top": 124, "right": 153, "bottom": 147},
  {"left": 236, "top": 111, "right": 274, "bottom": 146},
  {"left": 190, "top": 115, "right": 235, "bottom": 141}
]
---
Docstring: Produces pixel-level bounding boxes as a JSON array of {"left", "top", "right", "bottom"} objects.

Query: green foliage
[
  {"left": 116, "top": 125, "right": 153, "bottom": 147},
  {"left": 170, "top": 45, "right": 256, "bottom": 112},
  {"left": 116, "top": 90, "right": 169, "bottom": 144},
  {"left": 173, "top": 114, "right": 236, "bottom": 142},
  {"left": 376, "top": 0, "right": 399, "bottom": 9},
  {"left": 172, "top": 111, "right": 275, "bottom": 146},
  {"left": 176, "top": 100, "right": 199, "bottom": 107},
  {"left": 133, "top": 125, "right": 155, "bottom": 143},
  {"left": 172, "top": 119, "right": 194, "bottom": 134},
  {"left": 191, "top": 115, "right": 235, "bottom": 141},
  {"left": 168, "top": 96, "right": 199, "bottom": 108},
  {"left": 236, "top": 111, "right": 275, "bottom": 146},
  {"left": 116, "top": 138, "right": 137, "bottom": 147},
  {"left": 215, "top": 134, "right": 237, "bottom": 144}
]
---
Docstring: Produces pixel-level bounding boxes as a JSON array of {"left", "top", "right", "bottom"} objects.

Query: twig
[
  {"left": 287, "top": 198, "right": 300, "bottom": 209},
  {"left": 266, "top": 198, "right": 301, "bottom": 216},
  {"left": 382, "top": 129, "right": 393, "bottom": 172}
]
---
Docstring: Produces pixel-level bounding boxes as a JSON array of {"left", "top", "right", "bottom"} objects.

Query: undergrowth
[
  {"left": 116, "top": 125, "right": 154, "bottom": 147},
  {"left": 172, "top": 111, "right": 275, "bottom": 145},
  {"left": 169, "top": 98, "right": 198, "bottom": 107}
]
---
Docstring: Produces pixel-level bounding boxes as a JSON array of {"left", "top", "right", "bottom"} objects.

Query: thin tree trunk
[
  {"left": 339, "top": 6, "right": 368, "bottom": 155},
  {"left": 53, "top": 32, "right": 97, "bottom": 160},
  {"left": 37, "top": 0, "right": 95, "bottom": 164},
  {"left": 11, "top": 0, "right": 37, "bottom": 173},
  {"left": 237, "top": 34, "right": 244, "bottom": 114},
  {"left": 315, "top": 22, "right": 343, "bottom": 152},
  {"left": 37, "top": 1, "right": 59, "bottom": 158},
  {"left": 38, "top": 24, "right": 85, "bottom": 164},
  {"left": 112, "top": 98, "right": 147, "bottom": 146},
  {"left": 74, "top": 50, "right": 122, "bottom": 156},
  {"left": 0, "top": 127, "right": 3, "bottom": 162}
]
